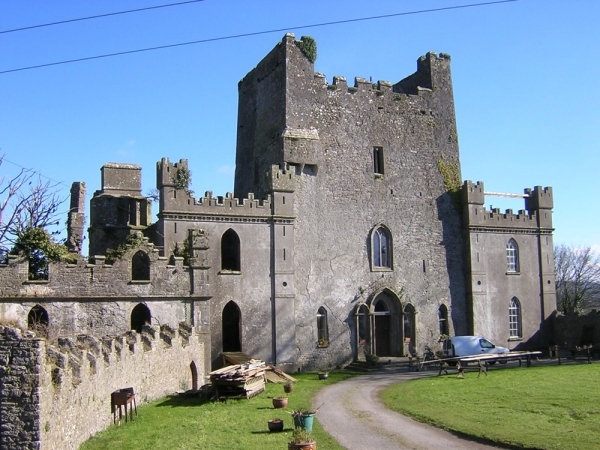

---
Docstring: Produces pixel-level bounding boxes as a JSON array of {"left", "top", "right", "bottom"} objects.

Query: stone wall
[
  {"left": 0, "top": 324, "right": 205, "bottom": 450},
  {"left": 236, "top": 33, "right": 467, "bottom": 367}
]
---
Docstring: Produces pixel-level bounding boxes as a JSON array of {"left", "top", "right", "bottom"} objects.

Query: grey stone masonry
[{"left": 0, "top": 324, "right": 204, "bottom": 450}]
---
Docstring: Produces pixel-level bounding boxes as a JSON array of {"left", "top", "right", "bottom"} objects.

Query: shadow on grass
[
  {"left": 154, "top": 394, "right": 211, "bottom": 408},
  {"left": 251, "top": 428, "right": 292, "bottom": 435}
]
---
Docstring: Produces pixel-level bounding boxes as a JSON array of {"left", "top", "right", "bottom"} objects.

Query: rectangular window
[{"left": 373, "top": 147, "right": 384, "bottom": 174}]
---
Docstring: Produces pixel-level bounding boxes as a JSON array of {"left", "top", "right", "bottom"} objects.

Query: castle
[{"left": 0, "top": 34, "right": 556, "bottom": 449}]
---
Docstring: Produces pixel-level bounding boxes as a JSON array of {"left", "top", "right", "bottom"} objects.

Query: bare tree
[
  {"left": 0, "top": 156, "right": 65, "bottom": 262},
  {"left": 555, "top": 244, "right": 600, "bottom": 314}
]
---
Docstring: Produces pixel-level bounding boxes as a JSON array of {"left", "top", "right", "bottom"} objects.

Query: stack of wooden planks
[{"left": 209, "top": 359, "right": 266, "bottom": 399}]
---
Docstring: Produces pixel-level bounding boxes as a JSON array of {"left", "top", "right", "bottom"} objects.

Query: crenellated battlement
[
  {"left": 157, "top": 157, "right": 272, "bottom": 216},
  {"left": 267, "top": 163, "right": 297, "bottom": 192},
  {"left": 0, "top": 324, "right": 205, "bottom": 449},
  {"left": 463, "top": 180, "right": 554, "bottom": 231},
  {"left": 45, "top": 323, "right": 196, "bottom": 387},
  {"left": 0, "top": 241, "right": 196, "bottom": 299}
]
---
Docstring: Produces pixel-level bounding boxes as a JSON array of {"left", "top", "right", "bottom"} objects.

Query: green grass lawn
[
  {"left": 382, "top": 363, "right": 600, "bottom": 450},
  {"left": 81, "top": 371, "right": 357, "bottom": 450}
]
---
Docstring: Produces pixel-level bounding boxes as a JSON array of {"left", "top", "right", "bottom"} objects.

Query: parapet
[
  {"left": 463, "top": 181, "right": 485, "bottom": 205},
  {"left": 463, "top": 181, "right": 554, "bottom": 231},
  {"left": 100, "top": 163, "right": 142, "bottom": 195},
  {"left": 525, "top": 186, "right": 553, "bottom": 210},
  {"left": 157, "top": 157, "right": 189, "bottom": 189},
  {"left": 267, "top": 163, "right": 297, "bottom": 192},
  {"left": 395, "top": 51, "right": 452, "bottom": 95}
]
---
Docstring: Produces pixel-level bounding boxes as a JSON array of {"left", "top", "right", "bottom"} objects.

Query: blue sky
[{"left": 1, "top": 0, "right": 598, "bottom": 254}]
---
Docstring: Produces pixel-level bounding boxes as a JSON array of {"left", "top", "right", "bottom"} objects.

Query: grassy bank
[
  {"left": 382, "top": 363, "right": 600, "bottom": 449},
  {"left": 81, "top": 371, "right": 357, "bottom": 450}
]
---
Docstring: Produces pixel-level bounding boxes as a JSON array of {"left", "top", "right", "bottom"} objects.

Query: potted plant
[
  {"left": 272, "top": 396, "right": 288, "bottom": 409},
  {"left": 268, "top": 418, "right": 284, "bottom": 432},
  {"left": 284, "top": 381, "right": 294, "bottom": 394},
  {"left": 288, "top": 428, "right": 316, "bottom": 450},
  {"left": 290, "top": 407, "right": 316, "bottom": 432}
]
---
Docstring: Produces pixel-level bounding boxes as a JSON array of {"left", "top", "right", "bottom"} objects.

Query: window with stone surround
[
  {"left": 221, "top": 229, "right": 241, "bottom": 272},
  {"left": 509, "top": 297, "right": 522, "bottom": 338},
  {"left": 506, "top": 239, "right": 519, "bottom": 273},
  {"left": 371, "top": 225, "right": 392, "bottom": 270},
  {"left": 373, "top": 146, "right": 384, "bottom": 175},
  {"left": 317, "top": 307, "right": 329, "bottom": 347}
]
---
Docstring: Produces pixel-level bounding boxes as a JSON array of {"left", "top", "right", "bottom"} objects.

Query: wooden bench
[{"left": 550, "top": 345, "right": 592, "bottom": 364}]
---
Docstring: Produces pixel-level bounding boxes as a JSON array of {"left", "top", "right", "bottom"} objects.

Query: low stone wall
[{"left": 0, "top": 324, "right": 205, "bottom": 450}]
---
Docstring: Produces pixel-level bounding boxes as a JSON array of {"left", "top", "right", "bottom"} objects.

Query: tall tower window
[
  {"left": 509, "top": 297, "right": 522, "bottom": 338},
  {"left": 373, "top": 147, "right": 384, "bottom": 175},
  {"left": 371, "top": 225, "right": 392, "bottom": 269},
  {"left": 506, "top": 239, "right": 519, "bottom": 273},
  {"left": 221, "top": 229, "right": 241, "bottom": 271},
  {"left": 317, "top": 307, "right": 329, "bottom": 346}
]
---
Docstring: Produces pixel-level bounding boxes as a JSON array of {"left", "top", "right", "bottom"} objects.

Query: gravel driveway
[{"left": 313, "top": 369, "right": 509, "bottom": 450}]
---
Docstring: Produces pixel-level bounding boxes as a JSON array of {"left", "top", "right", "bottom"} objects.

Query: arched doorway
[
  {"left": 374, "top": 300, "right": 392, "bottom": 356},
  {"left": 354, "top": 289, "right": 403, "bottom": 359},
  {"left": 222, "top": 301, "right": 241, "bottom": 352},
  {"left": 131, "top": 303, "right": 151, "bottom": 333}
]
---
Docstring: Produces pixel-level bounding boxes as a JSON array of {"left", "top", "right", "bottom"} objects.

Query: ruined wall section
[
  {"left": 0, "top": 327, "right": 43, "bottom": 450},
  {"left": 0, "top": 241, "right": 210, "bottom": 339},
  {"left": 0, "top": 324, "right": 204, "bottom": 450},
  {"left": 89, "top": 163, "right": 152, "bottom": 257}
]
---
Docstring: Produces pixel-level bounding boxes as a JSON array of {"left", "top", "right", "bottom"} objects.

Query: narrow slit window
[{"left": 373, "top": 147, "right": 384, "bottom": 175}]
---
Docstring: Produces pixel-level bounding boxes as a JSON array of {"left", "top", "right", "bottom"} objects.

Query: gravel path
[{"left": 312, "top": 369, "right": 508, "bottom": 450}]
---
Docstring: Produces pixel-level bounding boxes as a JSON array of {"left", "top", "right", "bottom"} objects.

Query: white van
[{"left": 442, "top": 336, "right": 509, "bottom": 358}]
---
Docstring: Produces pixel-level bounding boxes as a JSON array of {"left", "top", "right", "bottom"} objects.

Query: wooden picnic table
[{"left": 425, "top": 351, "right": 542, "bottom": 378}]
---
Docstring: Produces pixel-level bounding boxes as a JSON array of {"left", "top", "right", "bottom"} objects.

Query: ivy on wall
[
  {"left": 436, "top": 157, "right": 462, "bottom": 210},
  {"left": 295, "top": 36, "right": 317, "bottom": 63},
  {"left": 11, "top": 227, "right": 77, "bottom": 279},
  {"left": 105, "top": 233, "right": 145, "bottom": 264},
  {"left": 172, "top": 166, "right": 194, "bottom": 195}
]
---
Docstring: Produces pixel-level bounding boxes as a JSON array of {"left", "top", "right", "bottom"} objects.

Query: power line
[
  {"left": 0, "top": 0, "right": 519, "bottom": 75},
  {"left": 0, "top": 0, "right": 206, "bottom": 35},
  {"left": 1, "top": 156, "right": 71, "bottom": 189}
]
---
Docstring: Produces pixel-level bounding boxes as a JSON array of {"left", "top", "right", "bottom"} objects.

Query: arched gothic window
[
  {"left": 403, "top": 304, "right": 416, "bottom": 343},
  {"left": 221, "top": 229, "right": 241, "bottom": 271},
  {"left": 317, "top": 307, "right": 329, "bottom": 346},
  {"left": 132, "top": 250, "right": 150, "bottom": 280},
  {"left": 371, "top": 225, "right": 392, "bottom": 269},
  {"left": 509, "top": 297, "right": 522, "bottom": 338},
  {"left": 506, "top": 239, "right": 519, "bottom": 273}
]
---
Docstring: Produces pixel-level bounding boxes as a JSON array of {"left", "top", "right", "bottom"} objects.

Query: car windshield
[{"left": 479, "top": 338, "right": 494, "bottom": 349}]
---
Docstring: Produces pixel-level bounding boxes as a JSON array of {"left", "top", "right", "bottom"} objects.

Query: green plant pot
[{"left": 293, "top": 413, "right": 315, "bottom": 432}]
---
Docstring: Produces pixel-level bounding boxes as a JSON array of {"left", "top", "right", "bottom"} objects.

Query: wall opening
[
  {"left": 28, "top": 304, "right": 49, "bottom": 337},
  {"left": 132, "top": 250, "right": 151, "bottom": 280},
  {"left": 190, "top": 361, "right": 198, "bottom": 391},
  {"left": 131, "top": 303, "right": 151, "bottom": 333},
  {"left": 222, "top": 301, "right": 241, "bottom": 352},
  {"left": 221, "top": 229, "right": 241, "bottom": 271}
]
